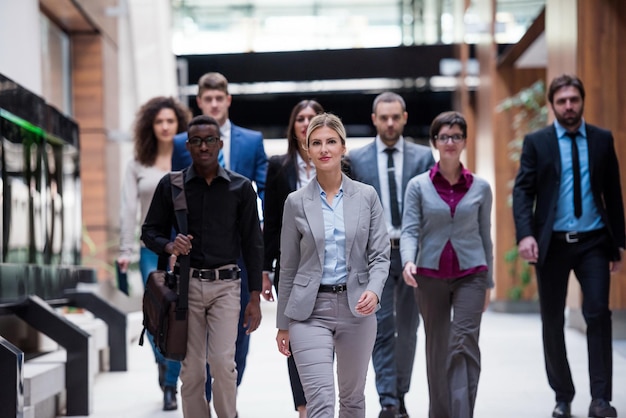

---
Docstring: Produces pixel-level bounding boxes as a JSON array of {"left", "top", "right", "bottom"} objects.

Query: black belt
[
  {"left": 182, "top": 266, "right": 241, "bottom": 281},
  {"left": 552, "top": 229, "right": 605, "bottom": 244},
  {"left": 390, "top": 238, "right": 400, "bottom": 250},
  {"left": 319, "top": 283, "right": 347, "bottom": 293}
]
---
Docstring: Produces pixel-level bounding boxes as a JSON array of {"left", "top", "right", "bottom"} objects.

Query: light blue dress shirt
[
  {"left": 318, "top": 182, "right": 347, "bottom": 285},
  {"left": 553, "top": 120, "right": 605, "bottom": 232}
]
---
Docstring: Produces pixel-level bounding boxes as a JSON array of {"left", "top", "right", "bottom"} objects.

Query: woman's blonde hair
[{"left": 305, "top": 112, "right": 346, "bottom": 148}]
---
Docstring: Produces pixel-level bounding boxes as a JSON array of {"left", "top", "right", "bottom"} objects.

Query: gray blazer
[
  {"left": 400, "top": 172, "right": 494, "bottom": 287},
  {"left": 346, "top": 139, "right": 435, "bottom": 210},
  {"left": 276, "top": 174, "right": 391, "bottom": 330}
]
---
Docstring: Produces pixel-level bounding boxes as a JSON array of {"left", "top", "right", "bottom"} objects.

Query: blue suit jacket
[{"left": 172, "top": 122, "right": 268, "bottom": 202}]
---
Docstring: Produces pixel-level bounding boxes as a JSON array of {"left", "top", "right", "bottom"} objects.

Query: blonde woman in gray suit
[
  {"left": 401, "top": 111, "right": 493, "bottom": 418},
  {"left": 276, "top": 113, "right": 391, "bottom": 418}
]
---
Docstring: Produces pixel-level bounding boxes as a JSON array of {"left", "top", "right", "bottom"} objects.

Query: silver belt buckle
[
  {"left": 565, "top": 232, "right": 579, "bottom": 243},
  {"left": 197, "top": 268, "right": 218, "bottom": 281}
]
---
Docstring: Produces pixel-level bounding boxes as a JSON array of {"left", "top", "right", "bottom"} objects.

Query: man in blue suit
[
  {"left": 172, "top": 72, "right": 268, "bottom": 402},
  {"left": 346, "top": 92, "right": 434, "bottom": 418}
]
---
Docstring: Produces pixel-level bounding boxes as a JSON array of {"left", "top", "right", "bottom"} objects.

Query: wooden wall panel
[
  {"left": 545, "top": 0, "right": 577, "bottom": 82},
  {"left": 492, "top": 68, "right": 545, "bottom": 301},
  {"left": 545, "top": 0, "right": 626, "bottom": 309},
  {"left": 72, "top": 34, "right": 110, "bottom": 278},
  {"left": 74, "top": 0, "right": 119, "bottom": 45},
  {"left": 72, "top": 36, "right": 104, "bottom": 129},
  {"left": 575, "top": 0, "right": 626, "bottom": 309}
]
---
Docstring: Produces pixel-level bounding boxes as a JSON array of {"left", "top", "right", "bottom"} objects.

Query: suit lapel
[
  {"left": 546, "top": 126, "right": 561, "bottom": 177},
  {"left": 342, "top": 175, "right": 359, "bottom": 262},
  {"left": 584, "top": 125, "right": 595, "bottom": 179},
  {"left": 286, "top": 158, "right": 298, "bottom": 191},
  {"left": 229, "top": 125, "right": 240, "bottom": 172},
  {"left": 364, "top": 143, "right": 382, "bottom": 197},
  {"left": 303, "top": 181, "right": 326, "bottom": 269},
  {"left": 402, "top": 143, "right": 416, "bottom": 192}
]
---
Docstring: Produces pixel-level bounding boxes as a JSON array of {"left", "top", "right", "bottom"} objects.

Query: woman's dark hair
[
  {"left": 134, "top": 96, "right": 190, "bottom": 166},
  {"left": 547, "top": 74, "right": 585, "bottom": 105},
  {"left": 285, "top": 100, "right": 324, "bottom": 163},
  {"left": 429, "top": 111, "right": 467, "bottom": 147}
]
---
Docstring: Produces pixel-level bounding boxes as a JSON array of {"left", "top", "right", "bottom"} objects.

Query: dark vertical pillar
[{"left": 0, "top": 336, "right": 24, "bottom": 418}]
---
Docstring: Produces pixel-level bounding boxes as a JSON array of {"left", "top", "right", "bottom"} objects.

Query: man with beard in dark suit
[{"left": 513, "top": 74, "right": 624, "bottom": 418}]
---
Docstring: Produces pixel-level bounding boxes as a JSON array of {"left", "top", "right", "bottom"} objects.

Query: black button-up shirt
[{"left": 142, "top": 165, "right": 263, "bottom": 292}]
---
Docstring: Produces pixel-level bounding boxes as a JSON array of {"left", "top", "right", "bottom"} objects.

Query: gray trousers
[
  {"left": 289, "top": 291, "right": 377, "bottom": 418},
  {"left": 415, "top": 273, "right": 488, "bottom": 418}
]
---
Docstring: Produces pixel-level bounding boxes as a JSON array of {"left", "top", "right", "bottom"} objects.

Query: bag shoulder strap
[{"left": 170, "top": 171, "right": 189, "bottom": 318}]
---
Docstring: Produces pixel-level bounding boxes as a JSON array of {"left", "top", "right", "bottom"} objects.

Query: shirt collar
[
  {"left": 186, "top": 164, "right": 231, "bottom": 183},
  {"left": 554, "top": 119, "right": 587, "bottom": 139},
  {"left": 220, "top": 119, "right": 232, "bottom": 137},
  {"left": 430, "top": 162, "right": 472, "bottom": 184},
  {"left": 376, "top": 136, "right": 404, "bottom": 154},
  {"left": 296, "top": 151, "right": 310, "bottom": 169},
  {"left": 316, "top": 179, "right": 344, "bottom": 197}
]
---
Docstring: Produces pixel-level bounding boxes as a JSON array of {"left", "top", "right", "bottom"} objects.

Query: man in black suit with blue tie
[{"left": 513, "top": 74, "right": 624, "bottom": 418}]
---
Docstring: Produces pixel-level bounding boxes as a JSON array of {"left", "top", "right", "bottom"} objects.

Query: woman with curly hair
[{"left": 117, "top": 96, "right": 190, "bottom": 411}]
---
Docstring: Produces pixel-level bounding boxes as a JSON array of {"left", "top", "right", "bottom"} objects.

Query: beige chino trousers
[{"left": 181, "top": 277, "right": 241, "bottom": 418}]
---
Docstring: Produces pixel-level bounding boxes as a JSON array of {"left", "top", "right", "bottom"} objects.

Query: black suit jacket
[
  {"left": 512, "top": 123, "right": 626, "bottom": 266},
  {"left": 263, "top": 154, "right": 297, "bottom": 285}
]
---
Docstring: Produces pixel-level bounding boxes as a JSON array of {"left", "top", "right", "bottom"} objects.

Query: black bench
[{"left": 0, "top": 263, "right": 138, "bottom": 416}]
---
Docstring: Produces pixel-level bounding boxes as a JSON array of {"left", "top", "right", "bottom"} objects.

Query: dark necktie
[
  {"left": 384, "top": 148, "right": 401, "bottom": 227},
  {"left": 566, "top": 131, "right": 582, "bottom": 218}
]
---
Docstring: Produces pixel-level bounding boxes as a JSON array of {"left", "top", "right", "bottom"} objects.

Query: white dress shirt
[{"left": 376, "top": 136, "right": 404, "bottom": 239}]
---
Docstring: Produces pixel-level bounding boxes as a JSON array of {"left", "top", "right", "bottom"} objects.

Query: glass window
[
  {"left": 40, "top": 13, "right": 72, "bottom": 115},
  {"left": 171, "top": 0, "right": 546, "bottom": 54}
]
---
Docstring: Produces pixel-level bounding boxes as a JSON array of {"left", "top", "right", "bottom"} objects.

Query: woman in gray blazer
[
  {"left": 401, "top": 111, "right": 493, "bottom": 418},
  {"left": 276, "top": 113, "right": 391, "bottom": 418}
]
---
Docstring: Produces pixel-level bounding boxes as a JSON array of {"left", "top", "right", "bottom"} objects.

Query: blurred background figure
[
  {"left": 263, "top": 99, "right": 324, "bottom": 418},
  {"left": 346, "top": 92, "right": 434, "bottom": 418},
  {"left": 117, "top": 96, "right": 191, "bottom": 411}
]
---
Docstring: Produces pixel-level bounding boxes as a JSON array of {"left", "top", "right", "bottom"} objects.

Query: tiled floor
[{"left": 74, "top": 300, "right": 626, "bottom": 418}]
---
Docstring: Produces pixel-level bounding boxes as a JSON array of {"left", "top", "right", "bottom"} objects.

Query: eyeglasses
[
  {"left": 434, "top": 134, "right": 465, "bottom": 144},
  {"left": 188, "top": 136, "right": 220, "bottom": 147}
]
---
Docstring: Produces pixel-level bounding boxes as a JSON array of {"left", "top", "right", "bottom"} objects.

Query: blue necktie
[
  {"left": 218, "top": 150, "right": 225, "bottom": 168},
  {"left": 566, "top": 131, "right": 582, "bottom": 218}
]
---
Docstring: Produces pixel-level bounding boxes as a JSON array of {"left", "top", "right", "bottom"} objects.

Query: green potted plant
[{"left": 497, "top": 80, "right": 548, "bottom": 305}]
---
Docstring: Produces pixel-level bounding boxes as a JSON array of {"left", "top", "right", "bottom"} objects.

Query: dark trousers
[
  {"left": 416, "top": 273, "right": 487, "bottom": 418},
  {"left": 372, "top": 248, "right": 420, "bottom": 408},
  {"left": 536, "top": 233, "right": 613, "bottom": 403}
]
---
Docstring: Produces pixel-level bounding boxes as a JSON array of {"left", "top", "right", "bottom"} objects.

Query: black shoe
[
  {"left": 398, "top": 395, "right": 409, "bottom": 418},
  {"left": 163, "top": 386, "right": 178, "bottom": 411},
  {"left": 379, "top": 405, "right": 398, "bottom": 418},
  {"left": 158, "top": 362, "right": 166, "bottom": 390},
  {"left": 552, "top": 401, "right": 571, "bottom": 418},
  {"left": 589, "top": 399, "right": 617, "bottom": 418}
]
